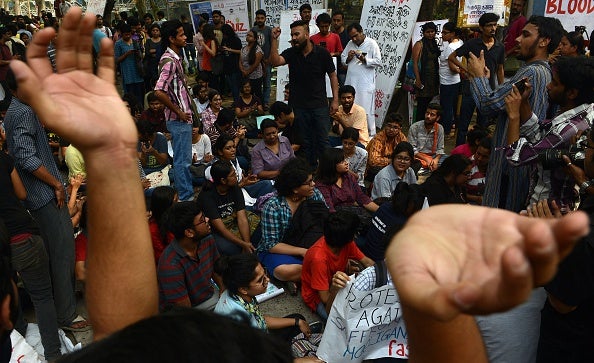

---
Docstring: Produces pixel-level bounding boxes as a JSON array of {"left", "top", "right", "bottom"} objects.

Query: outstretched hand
[
  {"left": 387, "top": 205, "right": 589, "bottom": 321},
  {"left": 10, "top": 8, "right": 137, "bottom": 158}
]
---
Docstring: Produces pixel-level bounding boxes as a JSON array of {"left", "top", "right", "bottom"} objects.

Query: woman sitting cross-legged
[
  {"left": 214, "top": 254, "right": 312, "bottom": 342},
  {"left": 257, "top": 158, "right": 328, "bottom": 294},
  {"left": 197, "top": 161, "right": 260, "bottom": 256},
  {"left": 371, "top": 141, "right": 418, "bottom": 201},
  {"left": 251, "top": 118, "right": 295, "bottom": 180}
]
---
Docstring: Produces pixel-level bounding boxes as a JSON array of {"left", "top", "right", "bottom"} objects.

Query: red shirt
[
  {"left": 149, "top": 219, "right": 174, "bottom": 264},
  {"left": 301, "top": 236, "right": 364, "bottom": 311},
  {"left": 75, "top": 233, "right": 87, "bottom": 262},
  {"left": 310, "top": 32, "right": 343, "bottom": 55}
]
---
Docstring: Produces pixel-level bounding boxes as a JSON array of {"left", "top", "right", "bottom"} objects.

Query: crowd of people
[{"left": 1, "top": 2, "right": 594, "bottom": 363}]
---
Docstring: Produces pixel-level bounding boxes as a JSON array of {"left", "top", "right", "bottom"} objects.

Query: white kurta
[{"left": 341, "top": 36, "right": 382, "bottom": 136}]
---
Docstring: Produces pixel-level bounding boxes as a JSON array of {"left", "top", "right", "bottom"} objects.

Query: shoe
[
  {"left": 61, "top": 315, "right": 91, "bottom": 332},
  {"left": 309, "top": 321, "right": 324, "bottom": 334},
  {"left": 418, "top": 168, "right": 431, "bottom": 176},
  {"left": 286, "top": 281, "right": 298, "bottom": 296}
]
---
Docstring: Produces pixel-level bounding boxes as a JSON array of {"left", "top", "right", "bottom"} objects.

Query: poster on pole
[
  {"left": 317, "top": 279, "right": 408, "bottom": 362},
  {"left": 189, "top": 0, "right": 250, "bottom": 42},
  {"left": 86, "top": 0, "right": 107, "bottom": 16},
  {"left": 275, "top": 8, "right": 332, "bottom": 102},
  {"left": 457, "top": 0, "right": 506, "bottom": 28},
  {"left": 544, "top": 0, "right": 594, "bottom": 37},
  {"left": 358, "top": 0, "right": 422, "bottom": 129},
  {"left": 255, "top": 0, "right": 326, "bottom": 27}
]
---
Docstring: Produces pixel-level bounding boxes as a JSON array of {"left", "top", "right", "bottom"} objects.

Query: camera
[
  {"left": 575, "top": 26, "right": 587, "bottom": 35},
  {"left": 538, "top": 142, "right": 586, "bottom": 170}
]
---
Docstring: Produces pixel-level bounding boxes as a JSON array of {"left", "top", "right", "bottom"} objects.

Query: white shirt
[
  {"left": 439, "top": 39, "right": 463, "bottom": 85},
  {"left": 341, "top": 36, "right": 382, "bottom": 92}
]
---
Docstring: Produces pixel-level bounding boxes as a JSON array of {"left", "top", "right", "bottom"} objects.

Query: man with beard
[
  {"left": 341, "top": 23, "right": 382, "bottom": 137},
  {"left": 465, "top": 16, "right": 564, "bottom": 212},
  {"left": 299, "top": 3, "right": 318, "bottom": 36},
  {"left": 449, "top": 12, "right": 504, "bottom": 142},
  {"left": 330, "top": 85, "right": 369, "bottom": 147},
  {"left": 332, "top": 11, "right": 349, "bottom": 86},
  {"left": 270, "top": 20, "right": 339, "bottom": 167},
  {"left": 504, "top": 0, "right": 527, "bottom": 76},
  {"left": 251, "top": 9, "right": 273, "bottom": 108}
]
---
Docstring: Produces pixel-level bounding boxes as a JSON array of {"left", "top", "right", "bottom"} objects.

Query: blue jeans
[
  {"left": 294, "top": 107, "right": 331, "bottom": 167},
  {"left": 11, "top": 235, "right": 62, "bottom": 360},
  {"left": 440, "top": 83, "right": 460, "bottom": 135},
  {"left": 30, "top": 200, "right": 77, "bottom": 327},
  {"left": 226, "top": 71, "right": 242, "bottom": 103},
  {"left": 262, "top": 64, "right": 272, "bottom": 106},
  {"left": 457, "top": 93, "right": 488, "bottom": 146},
  {"left": 244, "top": 179, "right": 274, "bottom": 199},
  {"left": 316, "top": 301, "right": 328, "bottom": 321},
  {"left": 167, "top": 120, "right": 194, "bottom": 201}
]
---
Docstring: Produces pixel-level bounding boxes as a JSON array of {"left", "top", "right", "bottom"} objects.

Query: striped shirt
[
  {"left": 154, "top": 47, "right": 193, "bottom": 123},
  {"left": 471, "top": 60, "right": 551, "bottom": 212},
  {"left": 157, "top": 236, "right": 220, "bottom": 311},
  {"left": 4, "top": 97, "right": 65, "bottom": 211}
]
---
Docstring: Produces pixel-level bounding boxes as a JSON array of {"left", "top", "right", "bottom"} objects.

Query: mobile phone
[
  {"left": 361, "top": 52, "right": 367, "bottom": 57},
  {"left": 514, "top": 78, "right": 528, "bottom": 94}
]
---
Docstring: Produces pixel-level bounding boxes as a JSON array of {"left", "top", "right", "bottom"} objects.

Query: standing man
[
  {"left": 270, "top": 20, "right": 339, "bottom": 167},
  {"left": 114, "top": 23, "right": 145, "bottom": 105},
  {"left": 332, "top": 11, "right": 349, "bottom": 86},
  {"left": 504, "top": 0, "right": 527, "bottom": 76},
  {"left": 251, "top": 9, "right": 273, "bottom": 109},
  {"left": 154, "top": 20, "right": 196, "bottom": 202},
  {"left": 466, "top": 15, "right": 563, "bottom": 212},
  {"left": 299, "top": 4, "right": 318, "bottom": 36},
  {"left": 181, "top": 15, "right": 196, "bottom": 74},
  {"left": 96, "top": 15, "right": 113, "bottom": 39},
  {"left": 449, "top": 12, "right": 504, "bottom": 144},
  {"left": 341, "top": 23, "right": 382, "bottom": 137},
  {"left": 311, "top": 13, "right": 343, "bottom": 58},
  {"left": 4, "top": 72, "right": 90, "bottom": 332}
]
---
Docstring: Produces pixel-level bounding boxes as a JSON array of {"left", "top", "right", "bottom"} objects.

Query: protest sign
[
  {"left": 358, "top": 0, "right": 422, "bottom": 129},
  {"left": 544, "top": 0, "right": 594, "bottom": 37},
  {"left": 317, "top": 279, "right": 408, "bottom": 362},
  {"left": 189, "top": 0, "right": 250, "bottom": 42},
  {"left": 252, "top": 0, "right": 327, "bottom": 27},
  {"left": 86, "top": 0, "right": 107, "bottom": 16},
  {"left": 458, "top": 0, "right": 506, "bottom": 27}
]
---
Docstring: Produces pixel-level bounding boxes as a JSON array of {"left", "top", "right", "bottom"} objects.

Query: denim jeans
[
  {"left": 457, "top": 93, "right": 488, "bottom": 146},
  {"left": 166, "top": 120, "right": 194, "bottom": 201},
  {"left": 30, "top": 200, "right": 77, "bottom": 328},
  {"left": 262, "top": 64, "right": 272, "bottom": 106},
  {"left": 225, "top": 71, "right": 242, "bottom": 103},
  {"left": 439, "top": 83, "right": 460, "bottom": 135},
  {"left": 11, "top": 235, "right": 61, "bottom": 360},
  {"left": 243, "top": 179, "right": 274, "bottom": 199},
  {"left": 294, "top": 107, "right": 331, "bottom": 167}
]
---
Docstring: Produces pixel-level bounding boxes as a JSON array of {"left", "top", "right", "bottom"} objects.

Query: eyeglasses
[
  {"left": 193, "top": 215, "right": 207, "bottom": 228},
  {"left": 395, "top": 156, "right": 411, "bottom": 162}
]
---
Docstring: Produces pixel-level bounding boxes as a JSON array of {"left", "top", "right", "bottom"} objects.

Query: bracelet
[{"left": 294, "top": 317, "right": 300, "bottom": 327}]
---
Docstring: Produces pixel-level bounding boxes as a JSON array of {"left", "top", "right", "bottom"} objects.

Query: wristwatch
[{"left": 579, "top": 180, "right": 593, "bottom": 194}]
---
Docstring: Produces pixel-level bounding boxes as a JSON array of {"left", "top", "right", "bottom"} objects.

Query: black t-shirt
[
  {"left": 279, "top": 122, "right": 304, "bottom": 158},
  {"left": 281, "top": 42, "right": 336, "bottom": 109},
  {"left": 221, "top": 36, "right": 241, "bottom": 73},
  {"left": 0, "top": 152, "right": 39, "bottom": 237},
  {"left": 197, "top": 185, "right": 245, "bottom": 222},
  {"left": 421, "top": 174, "right": 466, "bottom": 206},
  {"left": 182, "top": 22, "right": 194, "bottom": 39},
  {"left": 455, "top": 37, "right": 504, "bottom": 89}
]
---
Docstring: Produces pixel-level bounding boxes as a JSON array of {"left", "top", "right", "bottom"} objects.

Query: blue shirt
[{"left": 114, "top": 39, "right": 144, "bottom": 85}]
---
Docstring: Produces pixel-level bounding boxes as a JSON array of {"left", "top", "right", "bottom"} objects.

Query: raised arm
[
  {"left": 11, "top": 8, "right": 158, "bottom": 340},
  {"left": 269, "top": 27, "right": 286, "bottom": 67}
]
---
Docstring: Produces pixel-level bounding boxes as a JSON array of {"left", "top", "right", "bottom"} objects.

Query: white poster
[
  {"left": 359, "top": 0, "right": 423, "bottom": 128},
  {"left": 544, "top": 0, "right": 594, "bottom": 38},
  {"left": 275, "top": 8, "right": 332, "bottom": 102},
  {"left": 85, "top": 0, "right": 107, "bottom": 16},
  {"left": 256, "top": 0, "right": 326, "bottom": 27},
  {"left": 317, "top": 279, "right": 408, "bottom": 362},
  {"left": 189, "top": 0, "right": 250, "bottom": 43},
  {"left": 458, "top": 0, "right": 506, "bottom": 27}
]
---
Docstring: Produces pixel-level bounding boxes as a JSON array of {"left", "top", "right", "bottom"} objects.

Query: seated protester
[
  {"left": 329, "top": 85, "right": 370, "bottom": 147},
  {"left": 197, "top": 161, "right": 260, "bottom": 256},
  {"left": 205, "top": 134, "right": 275, "bottom": 203},
  {"left": 450, "top": 126, "right": 488, "bottom": 158},
  {"left": 205, "top": 108, "right": 249, "bottom": 170},
  {"left": 64, "top": 144, "right": 86, "bottom": 180},
  {"left": 214, "top": 254, "right": 312, "bottom": 342},
  {"left": 137, "top": 119, "right": 169, "bottom": 176},
  {"left": 234, "top": 80, "right": 264, "bottom": 139},
  {"left": 122, "top": 93, "right": 143, "bottom": 120},
  {"left": 362, "top": 182, "right": 425, "bottom": 262},
  {"left": 192, "top": 85, "right": 210, "bottom": 114},
  {"left": 371, "top": 141, "right": 417, "bottom": 201},
  {"left": 139, "top": 91, "right": 167, "bottom": 134},
  {"left": 335, "top": 127, "right": 368, "bottom": 189},
  {"left": 270, "top": 101, "right": 304, "bottom": 158},
  {"left": 149, "top": 186, "right": 176, "bottom": 264},
  {"left": 67, "top": 173, "right": 85, "bottom": 228},
  {"left": 365, "top": 113, "right": 407, "bottom": 182},
  {"left": 421, "top": 154, "right": 472, "bottom": 206},
  {"left": 316, "top": 148, "right": 378, "bottom": 216},
  {"left": 257, "top": 158, "right": 327, "bottom": 293},
  {"left": 301, "top": 211, "right": 374, "bottom": 320},
  {"left": 201, "top": 91, "right": 224, "bottom": 131},
  {"left": 190, "top": 123, "right": 213, "bottom": 186},
  {"left": 408, "top": 103, "right": 445, "bottom": 172},
  {"left": 251, "top": 118, "right": 295, "bottom": 180},
  {"left": 158, "top": 201, "right": 222, "bottom": 311},
  {"left": 465, "top": 137, "right": 492, "bottom": 205}
]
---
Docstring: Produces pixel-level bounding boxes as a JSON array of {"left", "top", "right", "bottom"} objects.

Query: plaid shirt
[
  {"left": 505, "top": 103, "right": 594, "bottom": 210},
  {"left": 154, "top": 47, "right": 193, "bottom": 124},
  {"left": 472, "top": 60, "right": 551, "bottom": 212},
  {"left": 257, "top": 189, "right": 325, "bottom": 253},
  {"left": 4, "top": 97, "right": 65, "bottom": 210}
]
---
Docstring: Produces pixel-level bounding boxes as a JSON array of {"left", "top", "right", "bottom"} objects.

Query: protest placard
[
  {"left": 544, "top": 0, "right": 594, "bottom": 38},
  {"left": 458, "top": 0, "right": 506, "bottom": 27},
  {"left": 189, "top": 0, "right": 250, "bottom": 42}
]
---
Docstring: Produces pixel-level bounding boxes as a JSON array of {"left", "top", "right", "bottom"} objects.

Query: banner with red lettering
[
  {"left": 544, "top": 0, "right": 594, "bottom": 36},
  {"left": 189, "top": 0, "right": 250, "bottom": 43}
]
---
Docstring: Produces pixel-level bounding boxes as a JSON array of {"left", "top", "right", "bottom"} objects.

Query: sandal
[
  {"left": 61, "top": 314, "right": 91, "bottom": 332},
  {"left": 286, "top": 281, "right": 298, "bottom": 296}
]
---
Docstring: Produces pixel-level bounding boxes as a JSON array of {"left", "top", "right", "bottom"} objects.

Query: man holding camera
[{"left": 503, "top": 56, "right": 594, "bottom": 211}]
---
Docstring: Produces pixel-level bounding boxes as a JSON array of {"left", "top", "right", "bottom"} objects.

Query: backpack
[
  {"left": 283, "top": 200, "right": 329, "bottom": 249},
  {"left": 373, "top": 259, "right": 388, "bottom": 288}
]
